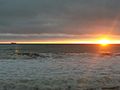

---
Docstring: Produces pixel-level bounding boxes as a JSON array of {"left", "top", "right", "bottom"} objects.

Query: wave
[
  {"left": 0, "top": 52, "right": 120, "bottom": 60},
  {"left": 0, "top": 52, "right": 119, "bottom": 89},
  {"left": 0, "top": 52, "right": 92, "bottom": 59},
  {"left": 0, "top": 51, "right": 120, "bottom": 59}
]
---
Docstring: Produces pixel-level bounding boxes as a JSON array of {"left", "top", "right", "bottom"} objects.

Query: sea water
[{"left": 0, "top": 44, "right": 120, "bottom": 90}]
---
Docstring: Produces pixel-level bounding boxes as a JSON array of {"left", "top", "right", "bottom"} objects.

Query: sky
[{"left": 0, "top": 0, "right": 120, "bottom": 43}]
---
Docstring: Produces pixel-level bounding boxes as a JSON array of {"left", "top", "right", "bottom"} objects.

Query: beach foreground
[{"left": 0, "top": 53, "right": 120, "bottom": 90}]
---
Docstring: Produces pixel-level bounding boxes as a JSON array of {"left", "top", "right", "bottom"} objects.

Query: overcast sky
[{"left": 0, "top": 0, "right": 120, "bottom": 43}]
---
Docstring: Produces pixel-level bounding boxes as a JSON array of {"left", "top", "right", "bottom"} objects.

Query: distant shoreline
[{"left": 0, "top": 43, "right": 120, "bottom": 45}]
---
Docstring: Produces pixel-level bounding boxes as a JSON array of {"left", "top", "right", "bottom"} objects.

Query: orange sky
[{"left": 1, "top": 34, "right": 120, "bottom": 44}]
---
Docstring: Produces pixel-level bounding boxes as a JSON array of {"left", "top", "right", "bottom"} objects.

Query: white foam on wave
[{"left": 0, "top": 53, "right": 120, "bottom": 90}]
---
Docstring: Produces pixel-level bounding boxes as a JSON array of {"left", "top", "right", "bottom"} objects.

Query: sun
[{"left": 98, "top": 39, "right": 110, "bottom": 46}]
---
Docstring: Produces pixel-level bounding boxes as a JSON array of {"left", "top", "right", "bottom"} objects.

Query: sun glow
[
  {"left": 1, "top": 34, "right": 120, "bottom": 44},
  {"left": 98, "top": 39, "right": 111, "bottom": 46}
]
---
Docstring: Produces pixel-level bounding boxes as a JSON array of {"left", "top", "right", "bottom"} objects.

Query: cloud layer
[{"left": 0, "top": 0, "right": 120, "bottom": 42}]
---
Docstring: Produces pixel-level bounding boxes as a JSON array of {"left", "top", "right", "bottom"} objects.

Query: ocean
[{"left": 0, "top": 44, "right": 120, "bottom": 90}]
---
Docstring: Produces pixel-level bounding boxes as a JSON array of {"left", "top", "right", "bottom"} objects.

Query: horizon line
[{"left": 0, "top": 43, "right": 120, "bottom": 45}]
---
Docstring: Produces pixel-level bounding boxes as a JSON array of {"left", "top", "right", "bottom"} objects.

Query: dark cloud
[{"left": 0, "top": 0, "right": 120, "bottom": 41}]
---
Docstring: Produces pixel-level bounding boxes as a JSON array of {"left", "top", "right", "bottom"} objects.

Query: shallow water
[
  {"left": 0, "top": 44, "right": 120, "bottom": 90},
  {"left": 0, "top": 53, "right": 120, "bottom": 90}
]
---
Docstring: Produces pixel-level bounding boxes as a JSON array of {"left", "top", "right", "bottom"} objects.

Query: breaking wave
[{"left": 0, "top": 52, "right": 120, "bottom": 89}]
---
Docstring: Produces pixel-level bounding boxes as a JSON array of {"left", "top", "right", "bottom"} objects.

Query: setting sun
[{"left": 98, "top": 39, "right": 110, "bottom": 46}]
